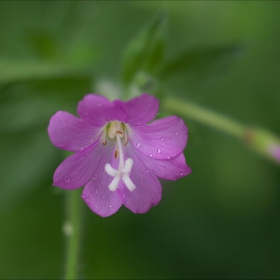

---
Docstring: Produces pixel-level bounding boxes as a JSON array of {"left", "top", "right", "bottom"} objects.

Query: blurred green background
[{"left": 1, "top": 1, "right": 280, "bottom": 279}]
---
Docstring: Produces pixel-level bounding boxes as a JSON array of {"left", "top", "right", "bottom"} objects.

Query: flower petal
[
  {"left": 137, "top": 152, "right": 192, "bottom": 180},
  {"left": 130, "top": 116, "right": 188, "bottom": 159},
  {"left": 118, "top": 146, "right": 162, "bottom": 214},
  {"left": 82, "top": 146, "right": 123, "bottom": 217},
  {"left": 77, "top": 94, "right": 128, "bottom": 125},
  {"left": 53, "top": 140, "right": 114, "bottom": 190},
  {"left": 118, "top": 93, "right": 159, "bottom": 125},
  {"left": 48, "top": 111, "right": 102, "bottom": 152}
]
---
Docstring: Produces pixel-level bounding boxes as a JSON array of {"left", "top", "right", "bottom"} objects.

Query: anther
[
  {"left": 124, "top": 139, "right": 129, "bottom": 146},
  {"left": 103, "top": 141, "right": 107, "bottom": 146},
  {"left": 116, "top": 130, "right": 123, "bottom": 135},
  {"left": 114, "top": 149, "right": 119, "bottom": 159}
]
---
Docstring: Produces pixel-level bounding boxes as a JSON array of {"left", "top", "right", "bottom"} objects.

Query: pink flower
[{"left": 48, "top": 93, "right": 191, "bottom": 217}]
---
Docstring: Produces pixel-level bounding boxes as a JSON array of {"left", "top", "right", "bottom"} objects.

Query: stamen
[
  {"left": 114, "top": 149, "right": 119, "bottom": 159},
  {"left": 116, "top": 130, "right": 123, "bottom": 135},
  {"left": 103, "top": 141, "right": 107, "bottom": 146},
  {"left": 124, "top": 139, "right": 129, "bottom": 146}
]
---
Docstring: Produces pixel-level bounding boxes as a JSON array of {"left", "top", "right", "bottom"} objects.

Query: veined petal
[
  {"left": 138, "top": 152, "right": 192, "bottom": 180},
  {"left": 82, "top": 147, "right": 122, "bottom": 217},
  {"left": 77, "top": 94, "right": 128, "bottom": 125},
  {"left": 48, "top": 111, "right": 102, "bottom": 152},
  {"left": 118, "top": 93, "right": 159, "bottom": 125},
  {"left": 130, "top": 116, "right": 188, "bottom": 159},
  {"left": 118, "top": 146, "right": 162, "bottom": 213},
  {"left": 53, "top": 140, "right": 114, "bottom": 190}
]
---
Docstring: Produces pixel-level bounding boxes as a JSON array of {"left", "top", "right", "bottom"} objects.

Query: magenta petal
[
  {"left": 48, "top": 111, "right": 102, "bottom": 152},
  {"left": 119, "top": 93, "right": 159, "bottom": 125},
  {"left": 82, "top": 146, "right": 122, "bottom": 217},
  {"left": 77, "top": 94, "right": 128, "bottom": 125},
  {"left": 118, "top": 146, "right": 162, "bottom": 214},
  {"left": 82, "top": 174, "right": 122, "bottom": 218},
  {"left": 138, "top": 152, "right": 192, "bottom": 180},
  {"left": 131, "top": 116, "right": 188, "bottom": 159},
  {"left": 53, "top": 140, "right": 114, "bottom": 190}
]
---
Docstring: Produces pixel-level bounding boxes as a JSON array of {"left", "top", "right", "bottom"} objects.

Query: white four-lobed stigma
[{"left": 105, "top": 158, "right": 136, "bottom": 192}]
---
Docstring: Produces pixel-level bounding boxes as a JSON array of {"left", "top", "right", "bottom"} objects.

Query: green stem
[
  {"left": 64, "top": 189, "right": 83, "bottom": 280},
  {"left": 163, "top": 96, "right": 246, "bottom": 139}
]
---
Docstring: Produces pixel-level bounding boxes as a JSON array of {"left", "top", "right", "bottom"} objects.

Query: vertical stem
[{"left": 64, "top": 189, "right": 83, "bottom": 280}]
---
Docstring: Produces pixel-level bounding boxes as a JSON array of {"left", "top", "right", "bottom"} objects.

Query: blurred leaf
[
  {"left": 25, "top": 31, "right": 58, "bottom": 59},
  {"left": 159, "top": 44, "right": 242, "bottom": 79},
  {"left": 121, "top": 11, "right": 167, "bottom": 86},
  {"left": 0, "top": 77, "right": 93, "bottom": 133},
  {"left": 0, "top": 58, "right": 94, "bottom": 86},
  {"left": 0, "top": 128, "right": 58, "bottom": 212}
]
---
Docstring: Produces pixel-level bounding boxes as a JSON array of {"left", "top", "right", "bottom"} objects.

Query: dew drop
[
  {"left": 65, "top": 178, "right": 70, "bottom": 183},
  {"left": 157, "top": 148, "right": 162, "bottom": 154},
  {"left": 108, "top": 204, "right": 113, "bottom": 208},
  {"left": 179, "top": 172, "right": 183, "bottom": 176},
  {"left": 149, "top": 154, "right": 153, "bottom": 158},
  {"left": 160, "top": 137, "right": 164, "bottom": 141},
  {"left": 167, "top": 156, "right": 170, "bottom": 160},
  {"left": 176, "top": 132, "right": 179, "bottom": 136},
  {"left": 94, "top": 189, "right": 98, "bottom": 194},
  {"left": 86, "top": 197, "right": 90, "bottom": 202},
  {"left": 102, "top": 195, "right": 106, "bottom": 199},
  {"left": 146, "top": 169, "right": 150, "bottom": 173},
  {"left": 78, "top": 147, "right": 84, "bottom": 151},
  {"left": 95, "top": 205, "right": 99, "bottom": 208},
  {"left": 123, "top": 193, "right": 126, "bottom": 198},
  {"left": 92, "top": 176, "right": 98, "bottom": 181},
  {"left": 136, "top": 143, "right": 141, "bottom": 148}
]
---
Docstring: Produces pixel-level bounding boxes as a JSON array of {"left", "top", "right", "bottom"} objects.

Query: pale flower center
[{"left": 104, "top": 121, "right": 136, "bottom": 192}]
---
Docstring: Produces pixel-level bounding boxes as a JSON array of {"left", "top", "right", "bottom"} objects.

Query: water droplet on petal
[
  {"left": 149, "top": 154, "right": 153, "bottom": 158},
  {"left": 136, "top": 143, "right": 141, "bottom": 148},
  {"left": 65, "top": 178, "right": 70, "bottom": 183},
  {"left": 122, "top": 193, "right": 126, "bottom": 197},
  {"left": 82, "top": 194, "right": 85, "bottom": 198},
  {"left": 167, "top": 156, "right": 170, "bottom": 160},
  {"left": 95, "top": 205, "right": 99, "bottom": 208},
  {"left": 108, "top": 204, "right": 113, "bottom": 208},
  {"left": 94, "top": 189, "right": 98, "bottom": 194},
  {"left": 160, "top": 137, "right": 164, "bottom": 141},
  {"left": 78, "top": 147, "right": 84, "bottom": 151},
  {"left": 179, "top": 172, "right": 183, "bottom": 176},
  {"left": 92, "top": 176, "right": 98, "bottom": 181},
  {"left": 176, "top": 132, "right": 179, "bottom": 136},
  {"left": 102, "top": 195, "right": 106, "bottom": 199},
  {"left": 146, "top": 169, "right": 150, "bottom": 173},
  {"left": 86, "top": 197, "right": 90, "bottom": 202},
  {"left": 157, "top": 148, "right": 162, "bottom": 154}
]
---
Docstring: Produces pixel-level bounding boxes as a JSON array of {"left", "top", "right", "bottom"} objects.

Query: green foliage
[
  {"left": 121, "top": 11, "right": 167, "bottom": 87},
  {"left": 0, "top": 1, "right": 280, "bottom": 279},
  {"left": 159, "top": 44, "right": 242, "bottom": 79}
]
